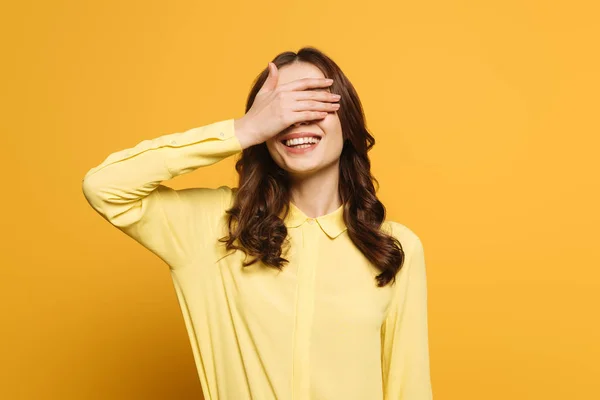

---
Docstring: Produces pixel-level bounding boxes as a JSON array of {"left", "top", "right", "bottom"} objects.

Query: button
[
  {"left": 219, "top": 132, "right": 225, "bottom": 137},
  {"left": 170, "top": 140, "right": 177, "bottom": 145},
  {"left": 307, "top": 218, "right": 315, "bottom": 224}
]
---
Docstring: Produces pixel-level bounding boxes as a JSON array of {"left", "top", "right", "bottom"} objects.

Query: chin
[
  {"left": 266, "top": 141, "right": 317, "bottom": 168},
  {"left": 280, "top": 157, "right": 322, "bottom": 175}
]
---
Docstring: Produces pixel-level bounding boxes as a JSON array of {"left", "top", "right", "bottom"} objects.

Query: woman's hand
[{"left": 234, "top": 62, "right": 341, "bottom": 149}]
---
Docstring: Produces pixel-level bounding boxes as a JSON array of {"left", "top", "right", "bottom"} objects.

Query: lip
[
  {"left": 279, "top": 132, "right": 322, "bottom": 155},
  {"left": 279, "top": 131, "right": 323, "bottom": 143},
  {"left": 280, "top": 139, "right": 321, "bottom": 154}
]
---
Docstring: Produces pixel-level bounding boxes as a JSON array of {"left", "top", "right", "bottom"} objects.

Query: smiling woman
[
  {"left": 82, "top": 46, "right": 432, "bottom": 400},
  {"left": 229, "top": 51, "right": 409, "bottom": 287}
]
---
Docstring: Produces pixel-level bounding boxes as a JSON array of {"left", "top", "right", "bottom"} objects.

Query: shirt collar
[{"left": 280, "top": 201, "right": 348, "bottom": 239}]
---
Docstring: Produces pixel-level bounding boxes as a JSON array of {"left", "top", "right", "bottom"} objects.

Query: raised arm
[
  {"left": 81, "top": 118, "right": 244, "bottom": 268},
  {"left": 82, "top": 65, "right": 341, "bottom": 269},
  {"left": 381, "top": 231, "right": 433, "bottom": 399}
]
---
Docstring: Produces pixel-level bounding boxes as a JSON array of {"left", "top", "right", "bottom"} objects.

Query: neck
[{"left": 288, "top": 161, "right": 342, "bottom": 218}]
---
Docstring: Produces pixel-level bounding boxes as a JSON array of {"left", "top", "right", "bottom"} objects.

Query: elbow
[
  {"left": 82, "top": 167, "right": 103, "bottom": 202},
  {"left": 82, "top": 174, "right": 103, "bottom": 211},
  {"left": 81, "top": 171, "right": 113, "bottom": 219},
  {"left": 81, "top": 172, "right": 142, "bottom": 228}
]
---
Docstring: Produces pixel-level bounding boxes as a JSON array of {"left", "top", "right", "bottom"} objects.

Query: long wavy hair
[{"left": 218, "top": 46, "right": 404, "bottom": 287}]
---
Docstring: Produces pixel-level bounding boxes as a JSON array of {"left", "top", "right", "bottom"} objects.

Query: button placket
[{"left": 292, "top": 220, "right": 319, "bottom": 398}]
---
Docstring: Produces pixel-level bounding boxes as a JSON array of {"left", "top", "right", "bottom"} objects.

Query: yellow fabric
[{"left": 82, "top": 118, "right": 433, "bottom": 400}]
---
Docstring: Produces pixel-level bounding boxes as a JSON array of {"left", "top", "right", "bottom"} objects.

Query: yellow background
[{"left": 2, "top": 0, "right": 599, "bottom": 398}]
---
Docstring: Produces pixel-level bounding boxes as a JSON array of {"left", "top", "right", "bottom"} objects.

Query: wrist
[{"left": 234, "top": 118, "right": 258, "bottom": 149}]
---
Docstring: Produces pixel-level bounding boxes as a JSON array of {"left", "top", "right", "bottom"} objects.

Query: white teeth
[{"left": 284, "top": 137, "right": 321, "bottom": 147}]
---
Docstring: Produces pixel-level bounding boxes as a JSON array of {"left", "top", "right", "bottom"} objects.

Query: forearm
[{"left": 82, "top": 118, "right": 242, "bottom": 224}]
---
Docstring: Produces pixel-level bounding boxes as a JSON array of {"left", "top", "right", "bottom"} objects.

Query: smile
[{"left": 280, "top": 136, "right": 321, "bottom": 154}]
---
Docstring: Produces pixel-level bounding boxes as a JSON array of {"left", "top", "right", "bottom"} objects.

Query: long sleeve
[
  {"left": 81, "top": 118, "right": 242, "bottom": 268},
  {"left": 381, "top": 234, "right": 433, "bottom": 399}
]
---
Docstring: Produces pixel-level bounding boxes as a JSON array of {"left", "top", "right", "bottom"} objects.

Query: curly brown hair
[{"left": 218, "top": 46, "right": 405, "bottom": 287}]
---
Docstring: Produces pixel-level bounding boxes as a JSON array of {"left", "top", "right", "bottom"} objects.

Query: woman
[{"left": 82, "top": 47, "right": 432, "bottom": 400}]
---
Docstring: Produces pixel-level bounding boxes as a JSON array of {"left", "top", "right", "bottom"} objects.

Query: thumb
[{"left": 258, "top": 62, "right": 278, "bottom": 93}]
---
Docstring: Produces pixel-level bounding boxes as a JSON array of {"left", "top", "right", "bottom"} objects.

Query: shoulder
[
  {"left": 172, "top": 185, "right": 236, "bottom": 216},
  {"left": 381, "top": 219, "right": 423, "bottom": 252},
  {"left": 185, "top": 185, "right": 235, "bottom": 201},
  {"left": 382, "top": 220, "right": 427, "bottom": 288}
]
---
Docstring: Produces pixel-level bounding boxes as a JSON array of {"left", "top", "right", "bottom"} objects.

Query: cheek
[
  {"left": 323, "top": 112, "right": 342, "bottom": 131},
  {"left": 321, "top": 117, "right": 344, "bottom": 148}
]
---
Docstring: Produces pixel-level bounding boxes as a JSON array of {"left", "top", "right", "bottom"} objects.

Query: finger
[
  {"left": 258, "top": 62, "right": 279, "bottom": 94},
  {"left": 278, "top": 77, "right": 333, "bottom": 93},
  {"left": 292, "top": 90, "right": 341, "bottom": 103},
  {"left": 291, "top": 100, "right": 340, "bottom": 112},
  {"left": 290, "top": 111, "right": 329, "bottom": 125}
]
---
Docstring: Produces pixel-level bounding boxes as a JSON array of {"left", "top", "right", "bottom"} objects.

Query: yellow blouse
[{"left": 82, "top": 118, "right": 433, "bottom": 400}]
